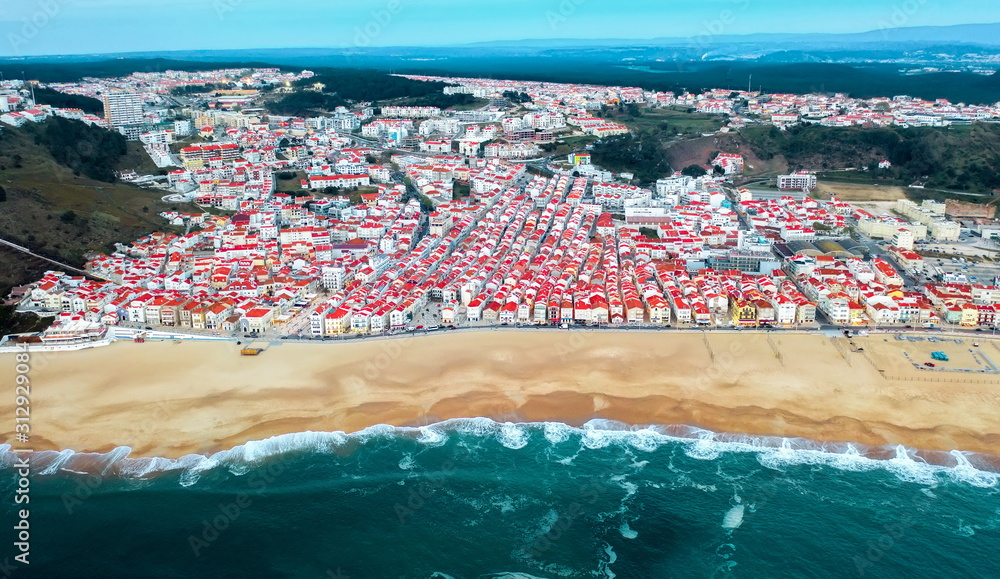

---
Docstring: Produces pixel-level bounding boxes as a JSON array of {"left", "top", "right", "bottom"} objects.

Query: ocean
[{"left": 2, "top": 419, "right": 998, "bottom": 578}]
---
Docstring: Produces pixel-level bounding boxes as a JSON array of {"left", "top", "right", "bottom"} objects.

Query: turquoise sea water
[{"left": 2, "top": 420, "right": 999, "bottom": 578}]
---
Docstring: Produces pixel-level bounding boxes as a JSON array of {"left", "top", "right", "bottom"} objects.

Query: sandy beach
[{"left": 2, "top": 330, "right": 1000, "bottom": 458}]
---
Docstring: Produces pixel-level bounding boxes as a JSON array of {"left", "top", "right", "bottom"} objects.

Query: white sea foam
[
  {"left": 416, "top": 425, "right": 448, "bottom": 447},
  {"left": 37, "top": 449, "right": 76, "bottom": 475},
  {"left": 948, "top": 451, "right": 1000, "bottom": 488},
  {"left": 4, "top": 419, "right": 998, "bottom": 489},
  {"left": 722, "top": 504, "right": 745, "bottom": 530},
  {"left": 685, "top": 439, "right": 721, "bottom": 461},
  {"left": 619, "top": 522, "right": 638, "bottom": 539},
  {"left": 885, "top": 445, "right": 938, "bottom": 486},
  {"left": 599, "top": 542, "right": 618, "bottom": 579},
  {"left": 956, "top": 521, "right": 976, "bottom": 538},
  {"left": 498, "top": 423, "right": 529, "bottom": 450},
  {"left": 626, "top": 429, "right": 665, "bottom": 453},
  {"left": 543, "top": 422, "right": 573, "bottom": 445},
  {"left": 581, "top": 425, "right": 614, "bottom": 449}
]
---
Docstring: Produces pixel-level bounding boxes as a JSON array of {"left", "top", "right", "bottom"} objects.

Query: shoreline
[
  {"left": 2, "top": 330, "right": 1000, "bottom": 461},
  {"left": 5, "top": 419, "right": 1000, "bottom": 482}
]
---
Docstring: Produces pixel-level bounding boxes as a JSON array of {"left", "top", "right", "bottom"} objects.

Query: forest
[{"left": 30, "top": 117, "right": 128, "bottom": 182}]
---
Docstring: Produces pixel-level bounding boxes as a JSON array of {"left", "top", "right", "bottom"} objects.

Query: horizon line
[{"left": 3, "top": 21, "right": 1000, "bottom": 61}]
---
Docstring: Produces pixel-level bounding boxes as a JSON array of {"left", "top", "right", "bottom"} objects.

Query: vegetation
[
  {"left": 502, "top": 91, "right": 532, "bottom": 104},
  {"left": 590, "top": 133, "right": 673, "bottom": 183},
  {"left": 453, "top": 182, "right": 471, "bottom": 199},
  {"left": 609, "top": 106, "right": 725, "bottom": 136},
  {"left": 28, "top": 117, "right": 127, "bottom": 182},
  {"left": 0, "top": 303, "right": 52, "bottom": 335},
  {"left": 681, "top": 164, "right": 708, "bottom": 177},
  {"left": 267, "top": 91, "right": 346, "bottom": 117},
  {"left": 170, "top": 83, "right": 229, "bottom": 96},
  {"left": 266, "top": 69, "right": 464, "bottom": 117},
  {"left": 31, "top": 86, "right": 103, "bottom": 115},
  {"left": 0, "top": 125, "right": 178, "bottom": 301},
  {"left": 401, "top": 92, "right": 481, "bottom": 109},
  {"left": 294, "top": 69, "right": 451, "bottom": 103},
  {"left": 115, "top": 141, "right": 163, "bottom": 175},
  {"left": 740, "top": 123, "right": 1000, "bottom": 193},
  {"left": 407, "top": 59, "right": 1000, "bottom": 106},
  {"left": 639, "top": 227, "right": 660, "bottom": 239},
  {"left": 417, "top": 194, "right": 436, "bottom": 212}
]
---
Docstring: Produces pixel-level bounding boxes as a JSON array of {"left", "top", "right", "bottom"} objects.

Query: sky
[{"left": 2, "top": 0, "right": 999, "bottom": 57}]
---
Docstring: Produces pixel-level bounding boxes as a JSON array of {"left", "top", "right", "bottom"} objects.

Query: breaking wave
[{"left": 2, "top": 419, "right": 998, "bottom": 488}]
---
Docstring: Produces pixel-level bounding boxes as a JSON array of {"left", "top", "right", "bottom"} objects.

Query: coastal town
[
  {"left": 5, "top": 6, "right": 1000, "bottom": 576},
  {"left": 4, "top": 67, "right": 1000, "bottom": 347}
]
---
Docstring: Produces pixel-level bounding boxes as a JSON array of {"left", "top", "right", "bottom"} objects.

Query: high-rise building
[{"left": 102, "top": 92, "right": 143, "bottom": 128}]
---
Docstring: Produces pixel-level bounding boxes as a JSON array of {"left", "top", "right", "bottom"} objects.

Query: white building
[
  {"left": 777, "top": 172, "right": 817, "bottom": 191},
  {"left": 102, "top": 92, "right": 143, "bottom": 128}
]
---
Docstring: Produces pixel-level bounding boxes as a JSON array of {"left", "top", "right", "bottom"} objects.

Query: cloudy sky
[{"left": 2, "top": 0, "right": 998, "bottom": 56}]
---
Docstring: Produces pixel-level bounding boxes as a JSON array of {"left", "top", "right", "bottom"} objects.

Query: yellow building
[
  {"left": 730, "top": 300, "right": 757, "bottom": 327},
  {"left": 961, "top": 304, "right": 980, "bottom": 327}
]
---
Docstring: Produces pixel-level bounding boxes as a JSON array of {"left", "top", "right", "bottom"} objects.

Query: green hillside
[
  {"left": 739, "top": 123, "right": 1000, "bottom": 192},
  {"left": 0, "top": 124, "right": 179, "bottom": 297}
]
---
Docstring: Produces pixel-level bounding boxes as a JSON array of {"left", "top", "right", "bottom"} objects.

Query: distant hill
[{"left": 462, "top": 22, "right": 1000, "bottom": 49}]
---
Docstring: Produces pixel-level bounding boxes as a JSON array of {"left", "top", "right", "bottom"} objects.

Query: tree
[
  {"left": 34, "top": 117, "right": 127, "bottom": 182},
  {"left": 590, "top": 133, "right": 673, "bottom": 183},
  {"left": 417, "top": 194, "right": 435, "bottom": 213},
  {"left": 681, "top": 164, "right": 708, "bottom": 178},
  {"left": 60, "top": 210, "right": 78, "bottom": 224},
  {"left": 502, "top": 91, "right": 532, "bottom": 104},
  {"left": 0, "top": 186, "right": 6, "bottom": 202}
]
